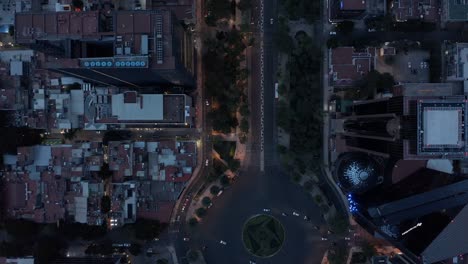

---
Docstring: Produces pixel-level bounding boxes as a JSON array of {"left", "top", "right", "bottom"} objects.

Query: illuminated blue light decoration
[{"left": 347, "top": 193, "right": 358, "bottom": 213}]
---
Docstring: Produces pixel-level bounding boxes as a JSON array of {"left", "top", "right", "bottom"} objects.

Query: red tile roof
[
  {"left": 137, "top": 201, "right": 174, "bottom": 223},
  {"left": 330, "top": 47, "right": 375, "bottom": 87}
]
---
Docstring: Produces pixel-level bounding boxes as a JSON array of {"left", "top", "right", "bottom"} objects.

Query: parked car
[
  {"left": 292, "top": 211, "right": 300, "bottom": 216},
  {"left": 329, "top": 31, "right": 337, "bottom": 35},
  {"left": 220, "top": 240, "right": 227, "bottom": 245},
  {"left": 263, "top": 208, "right": 271, "bottom": 212}
]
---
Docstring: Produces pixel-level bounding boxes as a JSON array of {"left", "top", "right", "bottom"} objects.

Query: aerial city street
[{"left": 0, "top": 0, "right": 468, "bottom": 263}]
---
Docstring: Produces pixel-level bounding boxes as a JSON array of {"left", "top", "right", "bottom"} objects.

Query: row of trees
[
  {"left": 281, "top": 0, "right": 320, "bottom": 23},
  {"left": 204, "top": 29, "right": 251, "bottom": 133}
]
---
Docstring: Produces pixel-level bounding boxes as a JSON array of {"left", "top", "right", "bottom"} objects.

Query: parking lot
[{"left": 376, "top": 49, "right": 430, "bottom": 83}]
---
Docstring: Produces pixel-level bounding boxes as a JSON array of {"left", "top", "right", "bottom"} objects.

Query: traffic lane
[
  {"left": 192, "top": 168, "right": 265, "bottom": 263},
  {"left": 274, "top": 216, "right": 329, "bottom": 264}
]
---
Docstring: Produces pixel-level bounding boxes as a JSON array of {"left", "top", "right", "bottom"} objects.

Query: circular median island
[{"left": 242, "top": 214, "right": 285, "bottom": 258}]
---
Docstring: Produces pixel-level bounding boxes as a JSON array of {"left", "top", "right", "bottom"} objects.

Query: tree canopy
[
  {"left": 101, "top": 195, "right": 111, "bottom": 214},
  {"left": 281, "top": 0, "right": 320, "bottom": 23}
]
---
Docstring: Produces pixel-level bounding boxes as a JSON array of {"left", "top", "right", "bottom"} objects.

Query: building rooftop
[
  {"left": 417, "top": 98, "right": 466, "bottom": 157},
  {"left": 446, "top": 0, "right": 468, "bottom": 21},
  {"left": 393, "top": 0, "right": 439, "bottom": 22},
  {"left": 111, "top": 93, "right": 164, "bottom": 121},
  {"left": 422, "top": 203, "right": 468, "bottom": 262},
  {"left": 330, "top": 47, "right": 376, "bottom": 87},
  {"left": 423, "top": 108, "right": 461, "bottom": 146},
  {"left": 15, "top": 10, "right": 177, "bottom": 69},
  {"left": 341, "top": 0, "right": 366, "bottom": 10}
]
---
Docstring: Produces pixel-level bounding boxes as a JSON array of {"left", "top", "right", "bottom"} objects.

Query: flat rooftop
[
  {"left": 15, "top": 10, "right": 176, "bottom": 69},
  {"left": 423, "top": 108, "right": 461, "bottom": 145},
  {"left": 112, "top": 93, "right": 164, "bottom": 121},
  {"left": 446, "top": 0, "right": 468, "bottom": 20},
  {"left": 417, "top": 98, "right": 466, "bottom": 157}
]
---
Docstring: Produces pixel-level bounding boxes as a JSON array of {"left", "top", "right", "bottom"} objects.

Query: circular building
[{"left": 335, "top": 153, "right": 383, "bottom": 194}]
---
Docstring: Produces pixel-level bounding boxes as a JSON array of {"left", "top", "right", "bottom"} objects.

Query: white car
[
  {"left": 329, "top": 31, "right": 336, "bottom": 35},
  {"left": 321, "top": 237, "right": 328, "bottom": 241},
  {"left": 292, "top": 211, "right": 300, "bottom": 216},
  {"left": 270, "top": 18, "right": 274, "bottom": 24},
  {"left": 220, "top": 240, "right": 227, "bottom": 245},
  {"left": 205, "top": 159, "right": 209, "bottom": 166},
  {"left": 183, "top": 237, "right": 190, "bottom": 241},
  {"left": 205, "top": 100, "right": 210, "bottom": 106},
  {"left": 181, "top": 206, "right": 186, "bottom": 212},
  {"left": 408, "top": 61, "right": 412, "bottom": 68},
  {"left": 249, "top": 261, "right": 256, "bottom": 264},
  {"left": 344, "top": 237, "right": 351, "bottom": 240},
  {"left": 263, "top": 208, "right": 271, "bottom": 212}
]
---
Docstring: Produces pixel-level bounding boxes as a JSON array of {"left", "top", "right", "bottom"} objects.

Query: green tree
[
  {"left": 210, "top": 185, "right": 221, "bottom": 195},
  {"left": 8, "top": 26, "right": 14, "bottom": 37},
  {"left": 281, "top": 0, "right": 320, "bottom": 22},
  {"left": 132, "top": 218, "right": 167, "bottom": 241},
  {"left": 85, "top": 240, "right": 113, "bottom": 255},
  {"left": 206, "top": 0, "right": 231, "bottom": 21},
  {"left": 328, "top": 243, "right": 348, "bottom": 264},
  {"left": 361, "top": 241, "right": 376, "bottom": 260},
  {"left": 72, "top": 0, "right": 84, "bottom": 9},
  {"left": 202, "top": 197, "right": 212, "bottom": 207},
  {"left": 187, "top": 250, "right": 199, "bottom": 261},
  {"left": 228, "top": 159, "right": 241, "bottom": 172},
  {"left": 291, "top": 172, "right": 302, "bottom": 183},
  {"left": 34, "top": 236, "right": 67, "bottom": 264},
  {"left": 240, "top": 118, "right": 249, "bottom": 133},
  {"left": 337, "top": 20, "right": 355, "bottom": 34},
  {"left": 98, "top": 163, "right": 112, "bottom": 180},
  {"left": 188, "top": 218, "right": 198, "bottom": 227},
  {"left": 101, "top": 195, "right": 111, "bottom": 214},
  {"left": 5, "top": 219, "right": 39, "bottom": 239},
  {"left": 157, "top": 259, "right": 169, "bottom": 264},
  {"left": 129, "top": 243, "right": 142, "bottom": 256},
  {"left": 220, "top": 174, "right": 230, "bottom": 186},
  {"left": 314, "top": 195, "right": 323, "bottom": 204},
  {"left": 237, "top": 0, "right": 252, "bottom": 10},
  {"left": 274, "top": 21, "right": 294, "bottom": 54},
  {"left": 196, "top": 207, "right": 207, "bottom": 218},
  {"left": 239, "top": 103, "right": 250, "bottom": 116},
  {"left": 327, "top": 37, "right": 340, "bottom": 49},
  {"left": 205, "top": 171, "right": 219, "bottom": 183},
  {"left": 303, "top": 180, "right": 313, "bottom": 191},
  {"left": 238, "top": 68, "right": 249, "bottom": 81},
  {"left": 329, "top": 214, "right": 349, "bottom": 235}
]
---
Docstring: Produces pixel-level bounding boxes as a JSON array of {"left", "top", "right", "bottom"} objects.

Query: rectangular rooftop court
[
  {"left": 423, "top": 108, "right": 461, "bottom": 146},
  {"left": 417, "top": 98, "right": 466, "bottom": 157}
]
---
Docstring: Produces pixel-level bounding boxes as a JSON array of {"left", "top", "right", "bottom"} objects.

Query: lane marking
[{"left": 259, "top": 0, "right": 265, "bottom": 172}]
